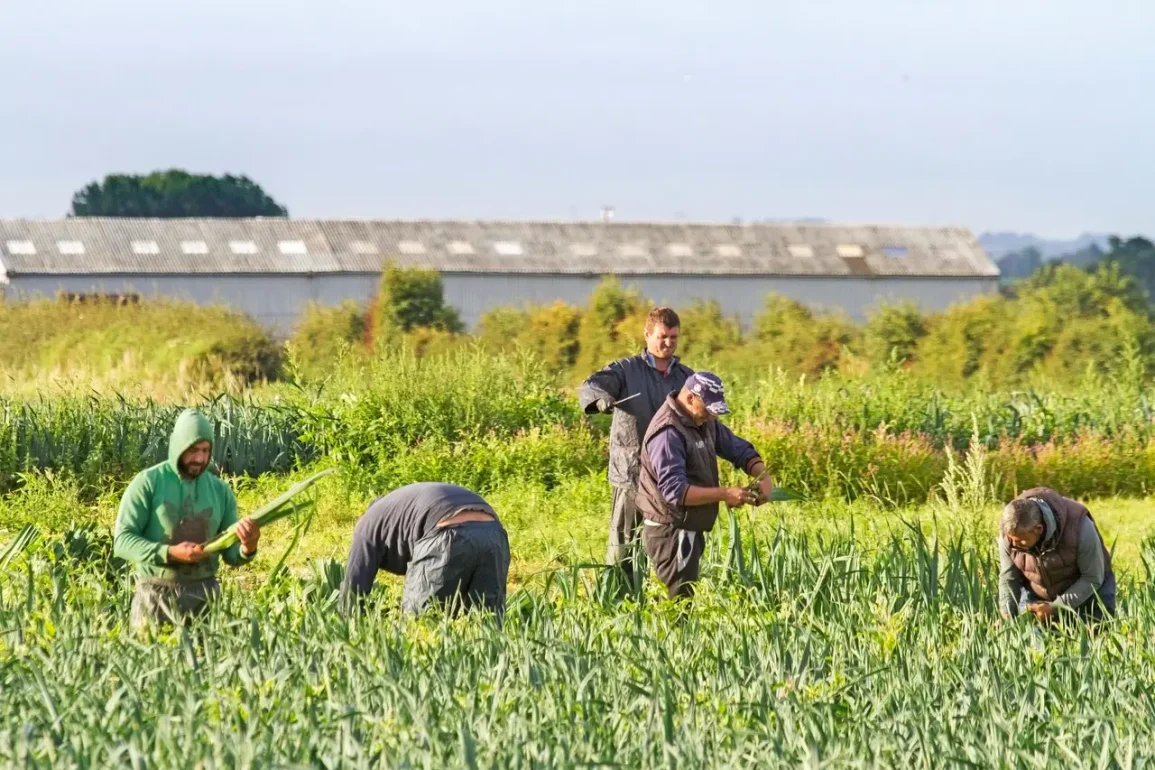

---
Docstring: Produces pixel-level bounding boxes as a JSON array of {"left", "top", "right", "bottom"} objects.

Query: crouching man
[
  {"left": 998, "top": 487, "right": 1117, "bottom": 623},
  {"left": 114, "top": 409, "right": 261, "bottom": 629},
  {"left": 635, "top": 372, "right": 773, "bottom": 599},
  {"left": 340, "top": 482, "right": 511, "bottom": 618}
]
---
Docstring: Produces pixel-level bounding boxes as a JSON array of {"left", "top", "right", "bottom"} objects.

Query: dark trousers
[
  {"left": 131, "top": 577, "right": 220, "bottom": 629},
  {"left": 606, "top": 486, "right": 645, "bottom": 591},
  {"left": 402, "top": 521, "right": 510, "bottom": 618},
  {"left": 642, "top": 522, "right": 705, "bottom": 599}
]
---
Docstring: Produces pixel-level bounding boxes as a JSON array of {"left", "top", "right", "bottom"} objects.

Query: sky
[{"left": 1, "top": 0, "right": 1152, "bottom": 238}]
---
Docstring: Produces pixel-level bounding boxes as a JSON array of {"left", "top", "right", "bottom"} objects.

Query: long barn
[{"left": 0, "top": 218, "right": 999, "bottom": 335}]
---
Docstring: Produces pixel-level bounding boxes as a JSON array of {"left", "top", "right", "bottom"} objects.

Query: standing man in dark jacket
[
  {"left": 636, "top": 371, "right": 773, "bottom": 599},
  {"left": 998, "top": 487, "right": 1116, "bottom": 622},
  {"left": 578, "top": 307, "right": 694, "bottom": 592}
]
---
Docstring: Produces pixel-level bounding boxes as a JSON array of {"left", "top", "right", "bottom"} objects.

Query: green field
[{"left": 3, "top": 346, "right": 1155, "bottom": 767}]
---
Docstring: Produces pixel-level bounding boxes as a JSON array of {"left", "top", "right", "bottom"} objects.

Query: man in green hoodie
[{"left": 114, "top": 409, "right": 261, "bottom": 628}]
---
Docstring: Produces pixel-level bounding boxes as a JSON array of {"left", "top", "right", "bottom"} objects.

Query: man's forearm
[
  {"left": 998, "top": 581, "right": 1020, "bottom": 618},
  {"left": 683, "top": 486, "right": 729, "bottom": 507},
  {"left": 1053, "top": 578, "right": 1097, "bottom": 610}
]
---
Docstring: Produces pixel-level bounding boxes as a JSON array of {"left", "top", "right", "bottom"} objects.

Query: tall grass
[
  {"left": 292, "top": 345, "right": 591, "bottom": 493},
  {"left": 0, "top": 394, "right": 313, "bottom": 493},
  {"left": 0, "top": 296, "right": 282, "bottom": 397},
  {"left": 7, "top": 347, "right": 1155, "bottom": 502},
  {"left": 731, "top": 362, "right": 1155, "bottom": 450}
]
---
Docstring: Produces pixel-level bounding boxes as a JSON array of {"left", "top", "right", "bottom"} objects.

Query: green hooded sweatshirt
[{"left": 113, "top": 409, "right": 254, "bottom": 582}]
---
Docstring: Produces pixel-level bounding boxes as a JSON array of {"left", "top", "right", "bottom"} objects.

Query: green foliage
[
  {"left": 0, "top": 296, "right": 282, "bottom": 396},
  {"left": 995, "top": 246, "right": 1042, "bottom": 284},
  {"left": 917, "top": 264, "right": 1153, "bottom": 388},
  {"left": 285, "top": 301, "right": 368, "bottom": 380},
  {"left": 574, "top": 278, "right": 648, "bottom": 375},
  {"left": 4, "top": 514, "right": 1155, "bottom": 765},
  {"left": 69, "top": 169, "right": 287, "bottom": 218},
  {"left": 523, "top": 303, "right": 584, "bottom": 371},
  {"left": 676, "top": 299, "right": 742, "bottom": 359},
  {"left": 750, "top": 295, "right": 858, "bottom": 377},
  {"left": 476, "top": 307, "right": 530, "bottom": 350},
  {"left": 1096, "top": 235, "right": 1155, "bottom": 302},
  {"left": 477, "top": 303, "right": 582, "bottom": 372},
  {"left": 369, "top": 265, "right": 464, "bottom": 345},
  {"left": 862, "top": 301, "right": 925, "bottom": 369},
  {"left": 12, "top": 343, "right": 1155, "bottom": 503},
  {"left": 0, "top": 396, "right": 314, "bottom": 495},
  {"left": 293, "top": 346, "right": 587, "bottom": 494},
  {"left": 915, "top": 294, "right": 1010, "bottom": 388}
]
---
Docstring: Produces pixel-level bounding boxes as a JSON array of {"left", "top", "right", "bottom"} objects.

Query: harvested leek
[
  {"left": 744, "top": 479, "right": 807, "bottom": 504},
  {"left": 203, "top": 467, "right": 338, "bottom": 553}
]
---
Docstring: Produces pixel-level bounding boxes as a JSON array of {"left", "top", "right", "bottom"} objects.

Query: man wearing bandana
[{"left": 634, "top": 371, "right": 773, "bottom": 599}]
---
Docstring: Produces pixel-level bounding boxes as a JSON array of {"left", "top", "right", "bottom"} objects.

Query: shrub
[
  {"left": 367, "top": 265, "right": 464, "bottom": 348},
  {"left": 286, "top": 301, "right": 368, "bottom": 379},
  {"left": 574, "top": 278, "right": 648, "bottom": 374},
  {"left": 0, "top": 296, "right": 281, "bottom": 394},
  {"left": 862, "top": 301, "right": 925, "bottom": 369},
  {"left": 677, "top": 300, "right": 743, "bottom": 360},
  {"left": 750, "top": 296, "right": 858, "bottom": 377}
]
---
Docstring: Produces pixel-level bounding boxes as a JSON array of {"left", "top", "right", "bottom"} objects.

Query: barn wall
[
  {"left": 4, "top": 272, "right": 999, "bottom": 335},
  {"left": 442, "top": 274, "right": 1000, "bottom": 327},
  {"left": 3, "top": 274, "right": 376, "bottom": 337}
]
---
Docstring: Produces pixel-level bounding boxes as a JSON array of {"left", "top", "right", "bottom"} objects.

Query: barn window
[
  {"left": 716, "top": 245, "right": 742, "bottom": 257},
  {"left": 57, "top": 240, "right": 85, "bottom": 255},
  {"left": 350, "top": 240, "right": 378, "bottom": 254},
  {"left": 882, "top": 246, "right": 908, "bottom": 258},
  {"left": 5, "top": 240, "right": 35, "bottom": 255},
  {"left": 667, "top": 244, "right": 693, "bottom": 257},
  {"left": 493, "top": 241, "right": 523, "bottom": 256},
  {"left": 448, "top": 241, "right": 475, "bottom": 255},
  {"left": 788, "top": 245, "right": 814, "bottom": 258},
  {"left": 230, "top": 241, "right": 258, "bottom": 255},
  {"left": 570, "top": 243, "right": 597, "bottom": 257},
  {"left": 181, "top": 240, "right": 208, "bottom": 254},
  {"left": 398, "top": 241, "right": 426, "bottom": 255},
  {"left": 279, "top": 240, "right": 307, "bottom": 255},
  {"left": 837, "top": 244, "right": 864, "bottom": 258},
  {"left": 619, "top": 244, "right": 646, "bottom": 258},
  {"left": 131, "top": 240, "right": 159, "bottom": 255}
]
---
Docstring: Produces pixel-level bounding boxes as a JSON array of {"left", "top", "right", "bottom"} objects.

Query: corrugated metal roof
[{"left": 0, "top": 218, "right": 999, "bottom": 278}]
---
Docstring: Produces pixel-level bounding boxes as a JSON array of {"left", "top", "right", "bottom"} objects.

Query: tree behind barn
[{"left": 70, "top": 170, "right": 288, "bottom": 218}]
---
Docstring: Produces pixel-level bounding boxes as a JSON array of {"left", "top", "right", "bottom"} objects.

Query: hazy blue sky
[{"left": 1, "top": 1, "right": 1151, "bottom": 237}]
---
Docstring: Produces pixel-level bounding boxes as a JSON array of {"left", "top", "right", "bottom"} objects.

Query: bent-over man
[
  {"left": 998, "top": 487, "right": 1117, "bottom": 622},
  {"left": 341, "top": 482, "right": 510, "bottom": 617},
  {"left": 635, "top": 371, "right": 773, "bottom": 599},
  {"left": 114, "top": 409, "right": 261, "bottom": 629},
  {"left": 578, "top": 307, "right": 694, "bottom": 591}
]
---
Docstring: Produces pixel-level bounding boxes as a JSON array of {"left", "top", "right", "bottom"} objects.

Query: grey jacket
[{"left": 578, "top": 352, "right": 694, "bottom": 488}]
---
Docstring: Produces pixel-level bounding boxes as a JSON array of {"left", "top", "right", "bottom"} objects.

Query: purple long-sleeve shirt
[{"left": 646, "top": 423, "right": 761, "bottom": 507}]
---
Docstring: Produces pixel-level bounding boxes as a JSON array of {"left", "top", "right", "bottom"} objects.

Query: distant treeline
[
  {"left": 289, "top": 257, "right": 1155, "bottom": 390},
  {"left": 3, "top": 249, "right": 1155, "bottom": 396}
]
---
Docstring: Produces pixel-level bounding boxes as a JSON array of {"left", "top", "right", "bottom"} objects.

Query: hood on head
[{"left": 168, "top": 409, "right": 215, "bottom": 474}]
